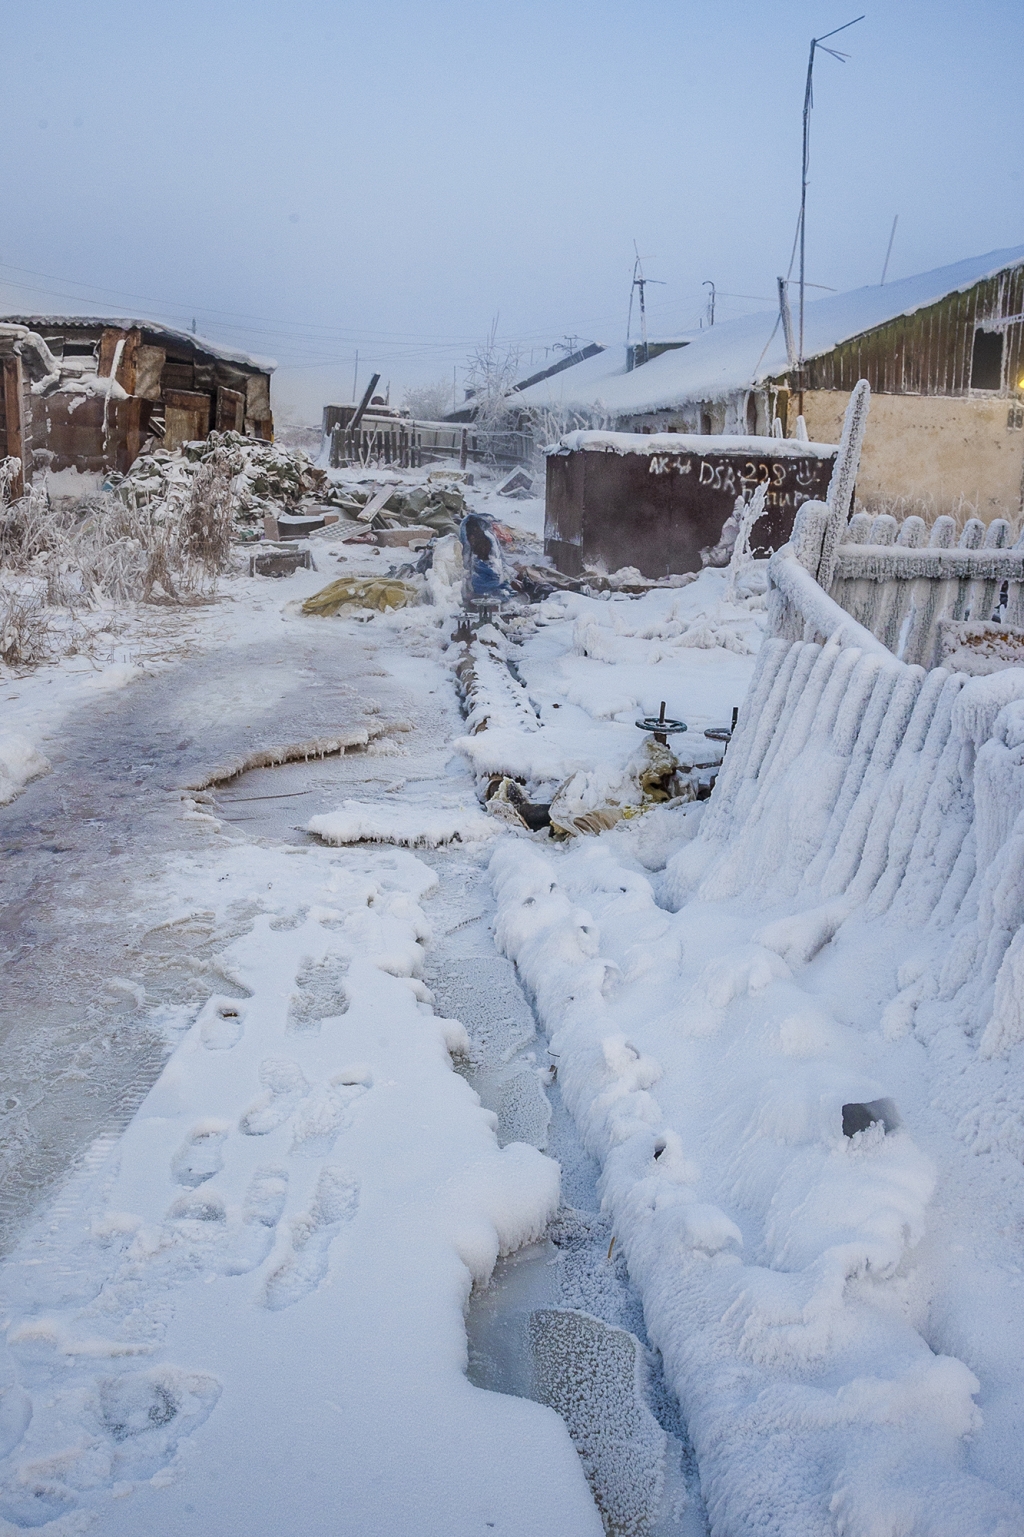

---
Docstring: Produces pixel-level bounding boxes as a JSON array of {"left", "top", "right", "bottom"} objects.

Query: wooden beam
[
  {"left": 116, "top": 327, "right": 142, "bottom": 395},
  {"left": 2, "top": 355, "right": 25, "bottom": 497},
  {"left": 97, "top": 327, "right": 128, "bottom": 379}
]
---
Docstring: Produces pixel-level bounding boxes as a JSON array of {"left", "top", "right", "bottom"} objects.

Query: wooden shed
[
  {"left": 0, "top": 316, "right": 275, "bottom": 481},
  {"left": 545, "top": 431, "right": 837, "bottom": 578}
]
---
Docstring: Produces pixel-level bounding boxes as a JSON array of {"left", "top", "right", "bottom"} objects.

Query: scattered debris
[
  {"left": 428, "top": 467, "right": 473, "bottom": 485},
  {"left": 353, "top": 526, "right": 434, "bottom": 549},
  {"left": 300, "top": 577, "right": 418, "bottom": 616},
  {"left": 249, "top": 546, "right": 314, "bottom": 579},
  {"left": 485, "top": 777, "right": 551, "bottom": 831},
  {"left": 496, "top": 467, "right": 534, "bottom": 498},
  {"left": 115, "top": 431, "right": 333, "bottom": 540},
  {"left": 939, "top": 619, "right": 1024, "bottom": 675}
]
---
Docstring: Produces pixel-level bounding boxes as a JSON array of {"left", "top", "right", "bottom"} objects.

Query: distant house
[
  {"left": 445, "top": 342, "right": 606, "bottom": 424},
  {"left": 512, "top": 247, "right": 1024, "bottom": 519},
  {"left": 0, "top": 316, "right": 275, "bottom": 486}
]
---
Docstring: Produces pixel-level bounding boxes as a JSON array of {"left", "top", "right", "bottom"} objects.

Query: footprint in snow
[
  {"left": 286, "top": 952, "right": 349, "bottom": 1034},
  {"left": 239, "top": 1059, "right": 309, "bottom": 1136},
  {"left": 0, "top": 1367, "right": 221, "bottom": 1526},
  {"left": 96, "top": 1364, "right": 221, "bottom": 1479},
  {"left": 264, "top": 1166, "right": 359, "bottom": 1310},
  {"left": 199, "top": 996, "right": 246, "bottom": 1050},
  {"left": 240, "top": 1059, "right": 371, "bottom": 1154},
  {"left": 163, "top": 1167, "right": 289, "bottom": 1277},
  {"left": 170, "top": 1123, "right": 229, "bottom": 1187},
  {"left": 290, "top": 1074, "right": 371, "bottom": 1157}
]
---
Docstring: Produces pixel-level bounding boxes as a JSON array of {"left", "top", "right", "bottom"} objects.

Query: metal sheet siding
[{"left": 544, "top": 445, "right": 835, "bottom": 579}]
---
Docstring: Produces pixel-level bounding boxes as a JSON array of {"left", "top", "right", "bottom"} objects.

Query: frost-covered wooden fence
[
  {"left": 829, "top": 511, "right": 1024, "bottom": 666},
  {"left": 718, "top": 379, "right": 1024, "bottom": 1055},
  {"left": 677, "top": 631, "right": 1024, "bottom": 1058},
  {"left": 327, "top": 420, "right": 533, "bottom": 470},
  {"left": 766, "top": 379, "right": 1024, "bottom": 668}
]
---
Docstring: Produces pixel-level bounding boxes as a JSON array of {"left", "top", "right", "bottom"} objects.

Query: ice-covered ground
[{"left": 1, "top": 476, "right": 1022, "bottom": 1535}]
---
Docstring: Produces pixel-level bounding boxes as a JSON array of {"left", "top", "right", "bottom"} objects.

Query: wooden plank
[
  {"left": 216, "top": 387, "right": 245, "bottom": 432},
  {"left": 116, "top": 328, "right": 142, "bottom": 395},
  {"left": 2, "top": 355, "right": 25, "bottom": 496},
  {"left": 357, "top": 482, "right": 396, "bottom": 523},
  {"left": 97, "top": 327, "right": 128, "bottom": 379}
]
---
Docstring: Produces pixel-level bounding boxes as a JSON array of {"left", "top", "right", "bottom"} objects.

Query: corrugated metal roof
[{"left": 0, "top": 315, "right": 276, "bottom": 373}]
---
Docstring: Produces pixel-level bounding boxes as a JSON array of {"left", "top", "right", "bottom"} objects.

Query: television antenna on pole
[
  {"left": 702, "top": 280, "right": 716, "bottom": 327},
  {"left": 626, "top": 243, "right": 665, "bottom": 366},
  {"left": 797, "top": 15, "right": 864, "bottom": 408}
]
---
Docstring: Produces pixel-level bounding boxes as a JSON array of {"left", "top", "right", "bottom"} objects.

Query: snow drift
[{"left": 490, "top": 627, "right": 1024, "bottom": 1535}]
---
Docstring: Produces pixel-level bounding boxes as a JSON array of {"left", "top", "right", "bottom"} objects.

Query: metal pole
[
  {"left": 880, "top": 215, "right": 899, "bottom": 285},
  {"left": 778, "top": 277, "right": 796, "bottom": 370},
  {"left": 797, "top": 16, "right": 863, "bottom": 416},
  {"left": 798, "top": 38, "right": 815, "bottom": 415}
]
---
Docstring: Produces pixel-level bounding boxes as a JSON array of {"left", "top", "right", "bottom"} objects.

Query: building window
[{"left": 971, "top": 329, "right": 1003, "bottom": 391}]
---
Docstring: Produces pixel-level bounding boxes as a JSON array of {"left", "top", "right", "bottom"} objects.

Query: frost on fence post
[
  {"left": 789, "top": 499, "right": 831, "bottom": 574},
  {"left": 817, "top": 378, "right": 871, "bottom": 592},
  {"left": 528, "top": 1307, "right": 666, "bottom": 1537}
]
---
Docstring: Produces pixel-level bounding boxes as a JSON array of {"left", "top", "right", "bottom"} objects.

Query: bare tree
[
  {"left": 401, "top": 379, "right": 455, "bottom": 422},
  {"left": 463, "top": 318, "right": 522, "bottom": 431}
]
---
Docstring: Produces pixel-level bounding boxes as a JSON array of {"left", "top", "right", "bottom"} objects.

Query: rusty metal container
[{"left": 544, "top": 431, "right": 837, "bottom": 578}]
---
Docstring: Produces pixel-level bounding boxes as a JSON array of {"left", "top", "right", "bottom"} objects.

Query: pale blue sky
[{"left": 1, "top": 0, "right": 1021, "bottom": 421}]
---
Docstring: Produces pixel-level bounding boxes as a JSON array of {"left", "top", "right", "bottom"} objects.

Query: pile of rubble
[
  {"left": 324, "top": 473, "right": 469, "bottom": 543},
  {"left": 111, "top": 431, "right": 336, "bottom": 539},
  {"left": 113, "top": 436, "right": 475, "bottom": 546}
]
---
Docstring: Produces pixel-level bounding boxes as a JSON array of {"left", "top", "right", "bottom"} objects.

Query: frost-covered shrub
[
  {"left": 0, "top": 448, "right": 245, "bottom": 672},
  {"left": 0, "top": 587, "right": 57, "bottom": 668}
]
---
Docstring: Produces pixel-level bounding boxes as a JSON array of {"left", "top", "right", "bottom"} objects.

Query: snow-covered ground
[{"left": 1, "top": 481, "right": 1023, "bottom": 1535}]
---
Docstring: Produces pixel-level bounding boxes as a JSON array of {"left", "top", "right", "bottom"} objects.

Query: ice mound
[
  {"left": 0, "top": 734, "right": 50, "bottom": 806},
  {"left": 308, "top": 800, "right": 499, "bottom": 847}
]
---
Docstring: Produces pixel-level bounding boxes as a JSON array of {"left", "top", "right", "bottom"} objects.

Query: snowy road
[{"left": 0, "top": 586, "right": 430, "bottom": 1251}]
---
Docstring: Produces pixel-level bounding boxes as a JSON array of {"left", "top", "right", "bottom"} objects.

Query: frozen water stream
[{"left": 422, "top": 849, "right": 707, "bottom": 1537}]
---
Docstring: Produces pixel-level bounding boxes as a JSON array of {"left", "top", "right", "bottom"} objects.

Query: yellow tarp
[{"left": 301, "top": 578, "right": 418, "bottom": 616}]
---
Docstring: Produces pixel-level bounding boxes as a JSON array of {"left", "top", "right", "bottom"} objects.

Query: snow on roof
[
  {"left": 0, "top": 315, "right": 276, "bottom": 373},
  {"left": 513, "top": 244, "right": 1024, "bottom": 417},
  {"left": 551, "top": 429, "right": 837, "bottom": 458}
]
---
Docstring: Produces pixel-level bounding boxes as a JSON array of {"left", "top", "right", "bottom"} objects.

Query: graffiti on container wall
[{"left": 647, "top": 452, "right": 826, "bottom": 508}]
